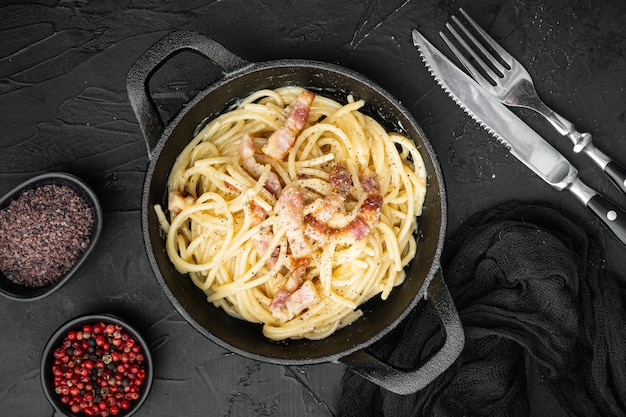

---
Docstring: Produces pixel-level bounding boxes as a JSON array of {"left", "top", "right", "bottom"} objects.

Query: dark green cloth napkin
[{"left": 339, "top": 203, "right": 626, "bottom": 417}]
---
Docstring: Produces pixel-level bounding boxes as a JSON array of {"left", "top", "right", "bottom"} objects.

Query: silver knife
[{"left": 411, "top": 28, "right": 626, "bottom": 246}]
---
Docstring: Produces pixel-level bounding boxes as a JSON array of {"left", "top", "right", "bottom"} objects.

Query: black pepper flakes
[{"left": 0, "top": 184, "right": 94, "bottom": 287}]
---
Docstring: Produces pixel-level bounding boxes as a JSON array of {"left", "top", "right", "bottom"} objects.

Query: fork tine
[
  {"left": 449, "top": 15, "right": 508, "bottom": 78},
  {"left": 459, "top": 8, "right": 513, "bottom": 68},
  {"left": 442, "top": 22, "right": 503, "bottom": 87},
  {"left": 439, "top": 30, "right": 495, "bottom": 90}
]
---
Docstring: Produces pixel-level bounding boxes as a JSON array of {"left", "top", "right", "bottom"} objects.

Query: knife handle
[
  {"left": 587, "top": 194, "right": 626, "bottom": 246},
  {"left": 569, "top": 179, "right": 626, "bottom": 246}
]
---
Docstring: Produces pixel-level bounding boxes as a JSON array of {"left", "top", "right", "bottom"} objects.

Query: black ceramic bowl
[
  {"left": 41, "top": 314, "right": 153, "bottom": 417},
  {"left": 0, "top": 172, "right": 102, "bottom": 301}
]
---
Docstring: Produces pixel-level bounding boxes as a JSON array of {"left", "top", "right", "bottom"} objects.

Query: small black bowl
[
  {"left": 0, "top": 172, "right": 102, "bottom": 301},
  {"left": 41, "top": 314, "right": 153, "bottom": 417}
]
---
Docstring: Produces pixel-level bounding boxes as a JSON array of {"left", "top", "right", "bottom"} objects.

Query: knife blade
[{"left": 411, "top": 28, "right": 626, "bottom": 246}]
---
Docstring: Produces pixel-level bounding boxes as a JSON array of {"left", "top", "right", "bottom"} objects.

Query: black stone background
[{"left": 1, "top": 0, "right": 624, "bottom": 416}]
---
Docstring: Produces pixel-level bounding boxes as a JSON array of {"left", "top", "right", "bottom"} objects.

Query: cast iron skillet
[{"left": 127, "top": 30, "right": 463, "bottom": 395}]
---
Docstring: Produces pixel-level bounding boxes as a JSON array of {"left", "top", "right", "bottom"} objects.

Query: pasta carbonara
[{"left": 154, "top": 86, "right": 427, "bottom": 340}]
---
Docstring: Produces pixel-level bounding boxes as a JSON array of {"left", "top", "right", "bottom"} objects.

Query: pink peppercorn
[{"left": 50, "top": 321, "right": 147, "bottom": 416}]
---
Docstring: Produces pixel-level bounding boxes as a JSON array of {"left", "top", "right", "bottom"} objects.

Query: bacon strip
[
  {"left": 276, "top": 185, "right": 311, "bottom": 259},
  {"left": 262, "top": 90, "right": 315, "bottom": 160},
  {"left": 168, "top": 191, "right": 195, "bottom": 213},
  {"left": 269, "top": 264, "right": 306, "bottom": 313},
  {"left": 239, "top": 133, "right": 283, "bottom": 198},
  {"left": 270, "top": 279, "right": 320, "bottom": 318},
  {"left": 284, "top": 280, "right": 320, "bottom": 316},
  {"left": 249, "top": 204, "right": 281, "bottom": 268},
  {"left": 309, "top": 163, "right": 352, "bottom": 222},
  {"left": 268, "top": 186, "right": 317, "bottom": 319},
  {"left": 269, "top": 289, "right": 290, "bottom": 315},
  {"left": 305, "top": 171, "right": 383, "bottom": 245}
]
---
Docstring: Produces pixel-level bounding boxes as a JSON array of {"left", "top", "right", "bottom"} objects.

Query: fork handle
[
  {"left": 553, "top": 119, "right": 626, "bottom": 196},
  {"left": 603, "top": 160, "right": 626, "bottom": 195},
  {"left": 527, "top": 92, "right": 626, "bottom": 195}
]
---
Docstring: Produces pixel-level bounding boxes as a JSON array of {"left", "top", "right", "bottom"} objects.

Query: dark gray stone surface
[{"left": 1, "top": 1, "right": 624, "bottom": 415}]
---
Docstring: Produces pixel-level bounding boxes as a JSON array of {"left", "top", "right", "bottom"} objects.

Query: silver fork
[{"left": 440, "top": 8, "right": 626, "bottom": 195}]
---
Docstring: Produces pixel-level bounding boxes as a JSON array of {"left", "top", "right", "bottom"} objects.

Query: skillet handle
[
  {"left": 339, "top": 270, "right": 464, "bottom": 395},
  {"left": 126, "top": 30, "right": 250, "bottom": 156}
]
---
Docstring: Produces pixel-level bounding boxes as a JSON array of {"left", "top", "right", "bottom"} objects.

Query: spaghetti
[{"left": 155, "top": 86, "right": 427, "bottom": 340}]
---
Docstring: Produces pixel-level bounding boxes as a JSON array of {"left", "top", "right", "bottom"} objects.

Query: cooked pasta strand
[{"left": 156, "top": 86, "right": 426, "bottom": 340}]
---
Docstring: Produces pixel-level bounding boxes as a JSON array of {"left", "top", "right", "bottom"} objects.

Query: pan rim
[{"left": 140, "top": 57, "right": 447, "bottom": 364}]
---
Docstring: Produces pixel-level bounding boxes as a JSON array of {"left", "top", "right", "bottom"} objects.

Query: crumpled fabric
[{"left": 339, "top": 203, "right": 626, "bottom": 417}]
